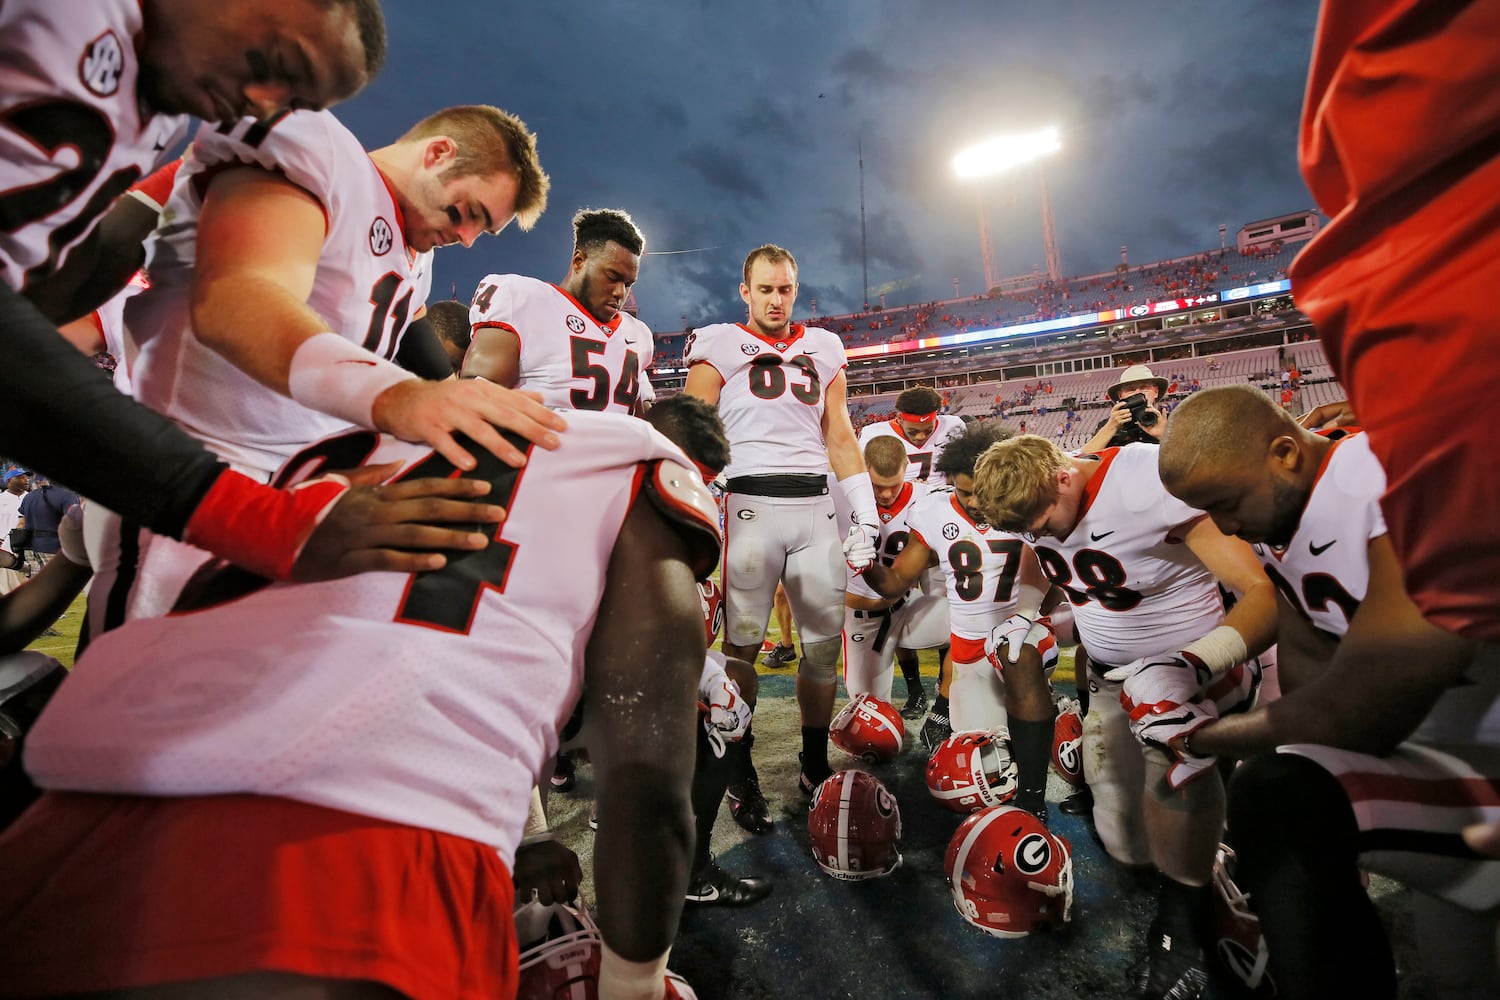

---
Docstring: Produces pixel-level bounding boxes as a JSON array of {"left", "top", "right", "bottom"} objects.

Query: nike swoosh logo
[
  {"left": 1090, "top": 530, "right": 1115, "bottom": 541},
  {"left": 1309, "top": 539, "right": 1336, "bottom": 556},
  {"left": 153, "top": 140, "right": 167, "bottom": 151},
  {"left": 827, "top": 513, "right": 835, "bottom": 519},
  {"left": 689, "top": 884, "right": 721, "bottom": 902}
]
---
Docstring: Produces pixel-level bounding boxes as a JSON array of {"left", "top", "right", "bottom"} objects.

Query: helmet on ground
[
  {"left": 515, "top": 898, "right": 601, "bottom": 1000},
  {"left": 945, "top": 804, "right": 1073, "bottom": 938},
  {"left": 829, "top": 693, "right": 905, "bottom": 764},
  {"left": 926, "top": 729, "right": 1018, "bottom": 813},
  {"left": 808, "top": 769, "right": 903, "bottom": 880},
  {"left": 1051, "top": 697, "right": 1084, "bottom": 787}
]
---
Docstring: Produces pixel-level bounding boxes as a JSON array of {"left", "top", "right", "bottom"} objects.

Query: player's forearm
[
  {"left": 1217, "top": 580, "right": 1278, "bottom": 659},
  {"left": 0, "top": 283, "right": 223, "bottom": 538},
  {"left": 861, "top": 563, "right": 913, "bottom": 599},
  {"left": 191, "top": 270, "right": 332, "bottom": 395},
  {"left": 0, "top": 555, "right": 92, "bottom": 654}
]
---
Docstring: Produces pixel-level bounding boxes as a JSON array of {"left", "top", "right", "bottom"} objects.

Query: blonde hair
[
  {"left": 401, "top": 105, "right": 550, "bottom": 230},
  {"left": 863, "top": 436, "right": 907, "bottom": 478},
  {"left": 971, "top": 434, "right": 1071, "bottom": 532}
]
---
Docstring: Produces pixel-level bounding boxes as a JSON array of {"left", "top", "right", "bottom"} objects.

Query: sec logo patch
[
  {"left": 80, "top": 31, "right": 124, "bottom": 97},
  {"left": 941, "top": 523, "right": 960, "bottom": 540},
  {"left": 566, "top": 315, "right": 588, "bottom": 334},
  {"left": 369, "top": 218, "right": 394, "bottom": 256}
]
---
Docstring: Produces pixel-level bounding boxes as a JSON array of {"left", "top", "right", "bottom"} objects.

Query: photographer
[{"left": 1082, "top": 363, "right": 1169, "bottom": 453}]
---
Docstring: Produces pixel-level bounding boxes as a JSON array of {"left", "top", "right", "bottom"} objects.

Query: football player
[
  {"left": 684, "top": 244, "right": 880, "bottom": 813},
  {"left": 1157, "top": 385, "right": 1500, "bottom": 999},
  {"left": 463, "top": 208, "right": 652, "bottom": 415},
  {"left": 840, "top": 436, "right": 950, "bottom": 710},
  {"left": 972, "top": 432, "right": 1276, "bottom": 1000},
  {"left": 88, "top": 104, "right": 557, "bottom": 633},
  {"left": 0, "top": 0, "right": 544, "bottom": 587},
  {"left": 857, "top": 423, "right": 1055, "bottom": 822},
  {"left": 0, "top": 411, "right": 719, "bottom": 1000},
  {"left": 857, "top": 384, "right": 966, "bottom": 485}
]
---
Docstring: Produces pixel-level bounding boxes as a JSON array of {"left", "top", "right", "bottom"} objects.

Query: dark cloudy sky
[{"left": 332, "top": 1, "right": 1320, "bottom": 334}]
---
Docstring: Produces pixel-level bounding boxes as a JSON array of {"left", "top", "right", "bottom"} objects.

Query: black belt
[
  {"left": 726, "top": 473, "right": 829, "bottom": 498},
  {"left": 851, "top": 596, "right": 907, "bottom": 620},
  {"left": 853, "top": 597, "right": 907, "bottom": 654},
  {"left": 1088, "top": 658, "right": 1123, "bottom": 679}
]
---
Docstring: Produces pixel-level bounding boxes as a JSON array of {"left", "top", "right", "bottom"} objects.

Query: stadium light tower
[{"left": 953, "top": 126, "right": 1063, "bottom": 289}]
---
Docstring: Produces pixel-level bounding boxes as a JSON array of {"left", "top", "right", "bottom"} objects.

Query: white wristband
[
  {"left": 839, "top": 471, "right": 878, "bottom": 526},
  {"left": 1014, "top": 582, "right": 1046, "bottom": 622},
  {"left": 599, "top": 943, "right": 670, "bottom": 1000},
  {"left": 1181, "top": 625, "right": 1248, "bottom": 678},
  {"left": 286, "top": 332, "right": 416, "bottom": 430}
]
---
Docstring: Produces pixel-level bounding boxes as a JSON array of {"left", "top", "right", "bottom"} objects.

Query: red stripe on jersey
[
  {"left": 737, "top": 322, "right": 806, "bottom": 351},
  {"left": 127, "top": 157, "right": 183, "bottom": 211},
  {"left": 371, "top": 163, "right": 411, "bottom": 258},
  {"left": 1073, "top": 448, "right": 1120, "bottom": 527},
  {"left": 948, "top": 493, "right": 983, "bottom": 530},
  {"left": 551, "top": 284, "right": 622, "bottom": 336},
  {"left": 949, "top": 633, "right": 986, "bottom": 664},
  {"left": 471, "top": 320, "right": 521, "bottom": 358},
  {"left": 880, "top": 482, "right": 915, "bottom": 519},
  {"left": 1338, "top": 770, "right": 1500, "bottom": 810}
]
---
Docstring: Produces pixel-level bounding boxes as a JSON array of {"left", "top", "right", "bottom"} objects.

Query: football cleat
[
  {"left": 829, "top": 693, "right": 905, "bottom": 764},
  {"left": 514, "top": 898, "right": 601, "bottom": 1000},
  {"left": 926, "top": 729, "right": 1019, "bottom": 814},
  {"left": 808, "top": 770, "right": 903, "bottom": 880},
  {"left": 900, "top": 687, "right": 928, "bottom": 721},
  {"left": 1051, "top": 697, "right": 1085, "bottom": 787},
  {"left": 945, "top": 804, "right": 1073, "bottom": 938},
  {"left": 549, "top": 750, "right": 577, "bottom": 792},
  {"left": 920, "top": 707, "right": 954, "bottom": 752},
  {"left": 1133, "top": 918, "right": 1211, "bottom": 1000},
  {"left": 685, "top": 856, "right": 772, "bottom": 907},
  {"left": 763, "top": 643, "right": 797, "bottom": 667},
  {"left": 726, "top": 768, "right": 774, "bottom": 835}
]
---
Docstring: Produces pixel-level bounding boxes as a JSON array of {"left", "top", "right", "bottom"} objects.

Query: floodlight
[{"left": 952, "top": 127, "right": 1061, "bottom": 179}]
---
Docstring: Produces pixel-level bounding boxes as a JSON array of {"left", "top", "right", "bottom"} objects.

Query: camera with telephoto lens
[{"left": 1120, "top": 392, "right": 1159, "bottom": 428}]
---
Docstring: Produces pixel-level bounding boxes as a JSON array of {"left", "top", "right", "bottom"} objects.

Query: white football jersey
[
  {"left": 1033, "top": 444, "right": 1224, "bottom": 665},
  {"left": 127, "top": 110, "right": 434, "bottom": 477},
  {"left": 0, "top": 0, "right": 189, "bottom": 292},
  {"left": 685, "top": 322, "right": 847, "bottom": 477},
  {"left": 848, "top": 481, "right": 929, "bottom": 601},
  {"left": 858, "top": 415, "right": 966, "bottom": 485},
  {"left": 25, "top": 412, "right": 717, "bottom": 866},
  {"left": 1256, "top": 432, "right": 1499, "bottom": 744},
  {"left": 468, "top": 274, "right": 645, "bottom": 413},
  {"left": 907, "top": 488, "right": 1030, "bottom": 640},
  {"left": 1255, "top": 433, "right": 1385, "bottom": 639}
]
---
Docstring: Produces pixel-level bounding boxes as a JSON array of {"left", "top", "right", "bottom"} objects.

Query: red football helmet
[
  {"left": 945, "top": 804, "right": 1073, "bottom": 938},
  {"left": 808, "top": 769, "right": 903, "bottom": 880},
  {"left": 1034, "top": 617, "right": 1060, "bottom": 676},
  {"left": 1051, "top": 697, "right": 1084, "bottom": 787},
  {"left": 515, "top": 898, "right": 601, "bottom": 1000},
  {"left": 1212, "top": 845, "right": 1277, "bottom": 997},
  {"left": 925, "top": 729, "right": 1018, "bottom": 813},
  {"left": 697, "top": 579, "right": 724, "bottom": 645},
  {"left": 829, "top": 693, "right": 905, "bottom": 764}
]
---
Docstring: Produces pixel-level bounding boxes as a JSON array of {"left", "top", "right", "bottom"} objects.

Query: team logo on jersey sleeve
[
  {"left": 369, "top": 218, "right": 394, "bottom": 256},
  {"left": 942, "top": 523, "right": 960, "bottom": 540},
  {"left": 566, "top": 315, "right": 587, "bottom": 334},
  {"left": 80, "top": 32, "right": 125, "bottom": 97},
  {"left": 740, "top": 344, "right": 760, "bottom": 356}
]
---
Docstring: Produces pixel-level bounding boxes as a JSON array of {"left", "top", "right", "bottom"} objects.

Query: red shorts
[
  {"left": 949, "top": 633, "right": 987, "bottom": 665},
  {"left": 0, "top": 792, "right": 517, "bottom": 999}
]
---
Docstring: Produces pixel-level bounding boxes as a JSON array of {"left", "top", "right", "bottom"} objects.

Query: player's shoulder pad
[{"left": 644, "top": 459, "right": 722, "bottom": 581}]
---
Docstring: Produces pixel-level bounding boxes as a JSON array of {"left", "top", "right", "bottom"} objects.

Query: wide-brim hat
[{"left": 1107, "top": 364, "right": 1169, "bottom": 401}]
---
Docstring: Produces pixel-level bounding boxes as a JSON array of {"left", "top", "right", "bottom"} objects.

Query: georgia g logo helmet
[
  {"left": 829, "top": 693, "right": 905, "bottom": 764},
  {"left": 945, "top": 804, "right": 1073, "bottom": 938}
]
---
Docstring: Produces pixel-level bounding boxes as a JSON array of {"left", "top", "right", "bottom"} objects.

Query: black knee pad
[{"left": 1227, "top": 752, "right": 1359, "bottom": 862}]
